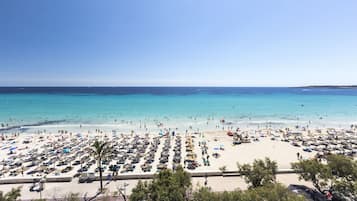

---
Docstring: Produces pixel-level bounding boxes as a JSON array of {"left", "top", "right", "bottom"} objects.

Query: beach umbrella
[
  {"left": 186, "top": 153, "right": 195, "bottom": 157},
  {"left": 63, "top": 148, "right": 70, "bottom": 153},
  {"left": 9, "top": 147, "right": 17, "bottom": 151},
  {"left": 185, "top": 156, "right": 196, "bottom": 161},
  {"left": 212, "top": 152, "right": 220, "bottom": 158}
]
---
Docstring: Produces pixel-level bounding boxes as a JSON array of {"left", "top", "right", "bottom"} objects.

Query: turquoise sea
[{"left": 0, "top": 87, "right": 357, "bottom": 131}]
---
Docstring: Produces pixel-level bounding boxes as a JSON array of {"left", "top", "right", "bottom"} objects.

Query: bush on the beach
[{"left": 292, "top": 154, "right": 357, "bottom": 199}]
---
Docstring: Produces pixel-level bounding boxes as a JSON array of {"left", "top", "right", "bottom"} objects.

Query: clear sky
[{"left": 1, "top": 0, "right": 357, "bottom": 86}]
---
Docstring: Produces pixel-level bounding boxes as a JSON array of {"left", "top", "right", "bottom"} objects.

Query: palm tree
[
  {"left": 90, "top": 140, "right": 111, "bottom": 193},
  {"left": 0, "top": 187, "right": 21, "bottom": 201}
]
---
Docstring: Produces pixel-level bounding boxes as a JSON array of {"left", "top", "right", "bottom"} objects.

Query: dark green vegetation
[
  {"left": 0, "top": 187, "right": 21, "bottom": 201},
  {"left": 130, "top": 159, "right": 303, "bottom": 201},
  {"left": 292, "top": 154, "right": 357, "bottom": 200},
  {"left": 237, "top": 157, "right": 278, "bottom": 188},
  {"left": 192, "top": 183, "right": 305, "bottom": 201},
  {"left": 130, "top": 166, "right": 191, "bottom": 201}
]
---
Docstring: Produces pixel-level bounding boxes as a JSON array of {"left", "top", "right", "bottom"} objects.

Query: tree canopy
[
  {"left": 237, "top": 157, "right": 278, "bottom": 188},
  {"left": 292, "top": 154, "right": 357, "bottom": 199},
  {"left": 130, "top": 165, "right": 191, "bottom": 201}
]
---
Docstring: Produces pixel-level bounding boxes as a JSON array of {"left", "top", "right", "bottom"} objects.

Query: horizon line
[{"left": 0, "top": 85, "right": 355, "bottom": 88}]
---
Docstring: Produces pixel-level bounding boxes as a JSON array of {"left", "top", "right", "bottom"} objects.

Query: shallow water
[{"left": 0, "top": 87, "right": 357, "bottom": 130}]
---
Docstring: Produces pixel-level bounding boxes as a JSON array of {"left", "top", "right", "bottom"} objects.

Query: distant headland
[{"left": 298, "top": 85, "right": 357, "bottom": 89}]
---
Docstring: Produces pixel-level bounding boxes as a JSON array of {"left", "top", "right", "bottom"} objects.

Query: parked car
[
  {"left": 29, "top": 182, "right": 44, "bottom": 192},
  {"left": 288, "top": 185, "right": 327, "bottom": 201},
  {"left": 78, "top": 172, "right": 96, "bottom": 183}
]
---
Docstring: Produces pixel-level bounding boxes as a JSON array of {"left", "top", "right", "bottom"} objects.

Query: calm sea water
[{"left": 0, "top": 87, "right": 357, "bottom": 128}]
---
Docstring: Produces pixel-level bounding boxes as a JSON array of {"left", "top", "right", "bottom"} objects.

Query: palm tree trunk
[
  {"left": 99, "top": 158, "right": 103, "bottom": 192},
  {"left": 99, "top": 169, "right": 103, "bottom": 192}
]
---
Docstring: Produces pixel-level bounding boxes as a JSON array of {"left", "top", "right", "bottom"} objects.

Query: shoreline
[{"left": 2, "top": 118, "right": 357, "bottom": 135}]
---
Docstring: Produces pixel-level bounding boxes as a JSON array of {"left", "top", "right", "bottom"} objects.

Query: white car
[{"left": 29, "top": 182, "right": 44, "bottom": 192}]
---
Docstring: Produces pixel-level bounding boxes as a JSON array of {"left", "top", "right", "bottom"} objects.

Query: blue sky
[{"left": 1, "top": 0, "right": 357, "bottom": 86}]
